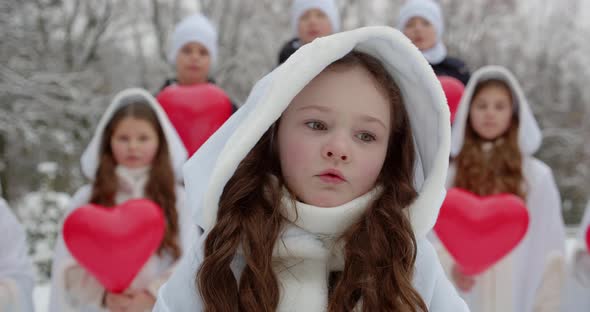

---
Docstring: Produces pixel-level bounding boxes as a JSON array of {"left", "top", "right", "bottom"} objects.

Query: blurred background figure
[
  {"left": 277, "top": 0, "right": 340, "bottom": 65},
  {"left": 397, "top": 0, "right": 470, "bottom": 84}
]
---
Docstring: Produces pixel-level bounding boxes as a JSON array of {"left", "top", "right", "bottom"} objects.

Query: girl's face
[
  {"left": 403, "top": 17, "right": 437, "bottom": 51},
  {"left": 111, "top": 117, "right": 160, "bottom": 168},
  {"left": 298, "top": 9, "right": 333, "bottom": 44},
  {"left": 277, "top": 66, "right": 391, "bottom": 207},
  {"left": 175, "top": 42, "right": 211, "bottom": 86},
  {"left": 469, "top": 84, "right": 514, "bottom": 141}
]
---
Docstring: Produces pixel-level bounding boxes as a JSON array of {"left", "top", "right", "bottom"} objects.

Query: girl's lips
[
  {"left": 318, "top": 174, "right": 345, "bottom": 184},
  {"left": 317, "top": 169, "right": 346, "bottom": 184},
  {"left": 126, "top": 156, "right": 140, "bottom": 162}
]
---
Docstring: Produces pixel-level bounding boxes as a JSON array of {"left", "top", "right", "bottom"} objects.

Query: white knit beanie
[
  {"left": 168, "top": 14, "right": 218, "bottom": 69},
  {"left": 396, "top": 0, "right": 446, "bottom": 64},
  {"left": 291, "top": 0, "right": 341, "bottom": 36}
]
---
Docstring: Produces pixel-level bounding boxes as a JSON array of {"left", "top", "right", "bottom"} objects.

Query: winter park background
[{"left": 1, "top": 0, "right": 589, "bottom": 310}]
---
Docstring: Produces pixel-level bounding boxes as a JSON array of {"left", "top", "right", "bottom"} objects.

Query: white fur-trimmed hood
[
  {"left": 183, "top": 26, "right": 451, "bottom": 238},
  {"left": 450, "top": 65, "right": 542, "bottom": 156},
  {"left": 80, "top": 88, "right": 188, "bottom": 181}
]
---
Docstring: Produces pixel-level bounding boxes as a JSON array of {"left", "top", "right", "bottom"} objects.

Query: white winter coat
[{"left": 154, "top": 26, "right": 469, "bottom": 312}]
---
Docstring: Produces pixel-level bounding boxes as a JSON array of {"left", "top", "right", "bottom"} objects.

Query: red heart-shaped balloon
[
  {"left": 434, "top": 188, "right": 529, "bottom": 275},
  {"left": 437, "top": 76, "right": 464, "bottom": 124},
  {"left": 157, "top": 84, "right": 232, "bottom": 156},
  {"left": 63, "top": 199, "right": 165, "bottom": 293},
  {"left": 586, "top": 226, "right": 590, "bottom": 255}
]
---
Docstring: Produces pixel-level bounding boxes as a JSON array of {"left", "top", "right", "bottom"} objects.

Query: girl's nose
[{"left": 321, "top": 134, "right": 351, "bottom": 162}]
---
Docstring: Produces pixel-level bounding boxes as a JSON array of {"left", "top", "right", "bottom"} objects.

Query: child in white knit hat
[
  {"left": 397, "top": 0, "right": 470, "bottom": 84},
  {"left": 277, "top": 0, "right": 340, "bottom": 65},
  {"left": 160, "top": 13, "right": 218, "bottom": 90},
  {"left": 159, "top": 13, "right": 237, "bottom": 111}
]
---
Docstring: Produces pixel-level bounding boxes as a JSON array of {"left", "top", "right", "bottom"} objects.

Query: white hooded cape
[
  {"left": 0, "top": 198, "right": 34, "bottom": 312},
  {"left": 153, "top": 26, "right": 468, "bottom": 311},
  {"left": 561, "top": 200, "right": 590, "bottom": 312},
  {"left": 439, "top": 66, "right": 567, "bottom": 312},
  {"left": 48, "top": 88, "right": 192, "bottom": 312}
]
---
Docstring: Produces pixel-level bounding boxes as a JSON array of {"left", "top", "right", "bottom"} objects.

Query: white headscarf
[
  {"left": 397, "top": 0, "right": 447, "bottom": 64},
  {"left": 80, "top": 88, "right": 188, "bottom": 182},
  {"left": 450, "top": 65, "right": 542, "bottom": 157},
  {"left": 183, "top": 26, "right": 451, "bottom": 239}
]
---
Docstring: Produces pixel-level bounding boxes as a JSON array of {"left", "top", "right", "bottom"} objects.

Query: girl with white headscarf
[
  {"left": 153, "top": 26, "right": 468, "bottom": 311},
  {"left": 48, "top": 89, "right": 193, "bottom": 312},
  {"left": 436, "top": 66, "right": 567, "bottom": 312}
]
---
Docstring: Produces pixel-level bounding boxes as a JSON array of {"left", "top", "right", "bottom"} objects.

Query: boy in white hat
[
  {"left": 397, "top": 0, "right": 470, "bottom": 84},
  {"left": 277, "top": 0, "right": 340, "bottom": 65},
  {"left": 164, "top": 14, "right": 217, "bottom": 88},
  {"left": 159, "top": 13, "right": 237, "bottom": 111}
]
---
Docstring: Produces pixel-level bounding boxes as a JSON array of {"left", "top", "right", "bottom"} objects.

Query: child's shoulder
[
  {"left": 414, "top": 237, "right": 439, "bottom": 271},
  {"left": 71, "top": 184, "right": 93, "bottom": 203},
  {"left": 523, "top": 156, "right": 554, "bottom": 180}
]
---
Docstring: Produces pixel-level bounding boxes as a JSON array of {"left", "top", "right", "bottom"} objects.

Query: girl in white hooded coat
[
  {"left": 153, "top": 26, "right": 468, "bottom": 311},
  {"left": 561, "top": 200, "right": 590, "bottom": 311},
  {"left": 435, "top": 66, "right": 567, "bottom": 312},
  {"left": 48, "top": 89, "right": 192, "bottom": 312},
  {"left": 0, "top": 198, "right": 34, "bottom": 312}
]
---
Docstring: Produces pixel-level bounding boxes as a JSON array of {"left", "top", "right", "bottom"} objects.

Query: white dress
[
  {"left": 0, "top": 198, "right": 35, "bottom": 312},
  {"left": 561, "top": 200, "right": 590, "bottom": 312}
]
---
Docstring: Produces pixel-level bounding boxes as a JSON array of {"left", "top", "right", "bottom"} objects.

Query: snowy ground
[{"left": 31, "top": 234, "right": 582, "bottom": 312}]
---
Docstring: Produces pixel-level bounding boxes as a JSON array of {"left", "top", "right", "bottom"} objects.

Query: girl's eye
[
  {"left": 305, "top": 121, "right": 327, "bottom": 131},
  {"left": 495, "top": 102, "right": 509, "bottom": 110},
  {"left": 356, "top": 132, "right": 376, "bottom": 142},
  {"left": 116, "top": 135, "right": 129, "bottom": 142},
  {"left": 474, "top": 102, "right": 487, "bottom": 109}
]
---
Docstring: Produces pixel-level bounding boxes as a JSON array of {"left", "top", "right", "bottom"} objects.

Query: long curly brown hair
[
  {"left": 197, "top": 51, "right": 428, "bottom": 311},
  {"left": 454, "top": 80, "right": 526, "bottom": 199},
  {"left": 90, "top": 101, "right": 181, "bottom": 260}
]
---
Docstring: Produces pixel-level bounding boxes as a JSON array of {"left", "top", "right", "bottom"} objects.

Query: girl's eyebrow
[
  {"left": 360, "top": 115, "right": 388, "bottom": 130},
  {"left": 297, "top": 105, "right": 387, "bottom": 130},
  {"left": 296, "top": 105, "right": 331, "bottom": 112}
]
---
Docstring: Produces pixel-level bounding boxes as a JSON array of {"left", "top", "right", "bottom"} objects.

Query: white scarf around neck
[
  {"left": 271, "top": 188, "right": 379, "bottom": 311},
  {"left": 115, "top": 165, "right": 150, "bottom": 204}
]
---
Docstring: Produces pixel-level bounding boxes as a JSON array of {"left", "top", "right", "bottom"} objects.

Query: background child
[
  {"left": 153, "top": 26, "right": 468, "bottom": 311},
  {"left": 161, "top": 13, "right": 217, "bottom": 90},
  {"left": 0, "top": 195, "right": 34, "bottom": 312},
  {"left": 561, "top": 200, "right": 590, "bottom": 311},
  {"left": 397, "top": 0, "right": 470, "bottom": 85},
  {"left": 439, "top": 66, "right": 566, "bottom": 312},
  {"left": 48, "top": 88, "right": 191, "bottom": 312},
  {"left": 160, "top": 13, "right": 237, "bottom": 113},
  {"left": 277, "top": 0, "right": 340, "bottom": 65}
]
